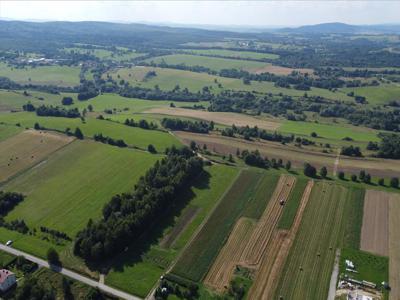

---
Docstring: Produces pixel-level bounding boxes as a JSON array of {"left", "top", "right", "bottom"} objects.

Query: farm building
[{"left": 0, "top": 269, "right": 16, "bottom": 292}]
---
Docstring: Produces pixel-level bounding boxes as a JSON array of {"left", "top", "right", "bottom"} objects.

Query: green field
[
  {"left": 171, "top": 170, "right": 266, "bottom": 282},
  {"left": 0, "top": 111, "right": 180, "bottom": 151},
  {"left": 109, "top": 66, "right": 352, "bottom": 102},
  {"left": 64, "top": 47, "right": 146, "bottom": 62},
  {"left": 278, "top": 178, "right": 309, "bottom": 230},
  {"left": 275, "top": 182, "right": 365, "bottom": 300},
  {"left": 279, "top": 120, "right": 381, "bottom": 142},
  {"left": 0, "top": 123, "right": 22, "bottom": 141},
  {"left": 0, "top": 250, "right": 15, "bottom": 268},
  {"left": 0, "top": 62, "right": 80, "bottom": 87},
  {"left": 341, "top": 84, "right": 400, "bottom": 105},
  {"left": 143, "top": 54, "right": 270, "bottom": 72},
  {"left": 105, "top": 165, "right": 239, "bottom": 297},
  {"left": 5, "top": 140, "right": 159, "bottom": 236},
  {"left": 182, "top": 49, "right": 279, "bottom": 60}
]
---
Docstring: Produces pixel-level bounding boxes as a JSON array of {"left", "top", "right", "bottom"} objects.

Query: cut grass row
[
  {"left": 274, "top": 183, "right": 365, "bottom": 300},
  {"left": 171, "top": 170, "right": 271, "bottom": 282}
]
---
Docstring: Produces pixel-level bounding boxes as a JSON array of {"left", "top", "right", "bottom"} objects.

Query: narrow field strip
[
  {"left": 360, "top": 190, "right": 389, "bottom": 256},
  {"left": 388, "top": 193, "right": 400, "bottom": 300},
  {"left": 248, "top": 180, "right": 314, "bottom": 300},
  {"left": 203, "top": 217, "right": 255, "bottom": 292},
  {"left": 242, "top": 175, "right": 296, "bottom": 267}
]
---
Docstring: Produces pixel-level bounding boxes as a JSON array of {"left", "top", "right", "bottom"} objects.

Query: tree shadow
[{"left": 85, "top": 171, "right": 211, "bottom": 274}]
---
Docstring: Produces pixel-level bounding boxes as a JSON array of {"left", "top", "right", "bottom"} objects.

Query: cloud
[{"left": 1, "top": 1, "right": 399, "bottom": 26}]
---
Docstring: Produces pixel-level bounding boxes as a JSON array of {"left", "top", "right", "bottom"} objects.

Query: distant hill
[{"left": 281, "top": 22, "right": 400, "bottom": 34}]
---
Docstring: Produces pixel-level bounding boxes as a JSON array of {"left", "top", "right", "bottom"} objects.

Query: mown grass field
[
  {"left": 279, "top": 120, "right": 381, "bottom": 142},
  {"left": 5, "top": 140, "right": 159, "bottom": 236},
  {"left": 277, "top": 178, "right": 309, "bottom": 230},
  {"left": 0, "top": 112, "right": 180, "bottom": 151},
  {"left": 341, "top": 83, "right": 400, "bottom": 105},
  {"left": 0, "top": 123, "right": 22, "bottom": 141},
  {"left": 182, "top": 49, "right": 279, "bottom": 60},
  {"left": 171, "top": 170, "right": 270, "bottom": 282},
  {"left": 143, "top": 54, "right": 270, "bottom": 72},
  {"left": 105, "top": 165, "right": 239, "bottom": 297},
  {"left": 0, "top": 62, "right": 80, "bottom": 87},
  {"left": 64, "top": 47, "right": 146, "bottom": 61},
  {"left": 274, "top": 182, "right": 365, "bottom": 300}
]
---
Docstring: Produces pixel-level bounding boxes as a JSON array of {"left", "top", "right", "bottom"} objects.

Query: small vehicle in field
[{"left": 5, "top": 240, "right": 13, "bottom": 246}]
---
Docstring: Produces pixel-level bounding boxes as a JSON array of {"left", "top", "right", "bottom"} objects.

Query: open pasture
[
  {"left": 143, "top": 54, "right": 270, "bottom": 72},
  {"left": 0, "top": 129, "right": 74, "bottom": 183},
  {"left": 0, "top": 123, "right": 22, "bottom": 141},
  {"left": 340, "top": 84, "right": 400, "bottom": 105},
  {"left": 274, "top": 183, "right": 363, "bottom": 300},
  {"left": 4, "top": 140, "right": 158, "bottom": 236},
  {"left": 64, "top": 47, "right": 145, "bottom": 61},
  {"left": 0, "top": 62, "right": 80, "bottom": 87},
  {"left": 182, "top": 49, "right": 279, "bottom": 60},
  {"left": 253, "top": 64, "right": 314, "bottom": 75},
  {"left": 146, "top": 107, "right": 281, "bottom": 130},
  {"left": 360, "top": 190, "right": 389, "bottom": 256},
  {"left": 0, "top": 112, "right": 180, "bottom": 151}
]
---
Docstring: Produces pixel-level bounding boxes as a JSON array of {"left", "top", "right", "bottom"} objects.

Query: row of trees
[
  {"left": 74, "top": 146, "right": 204, "bottom": 261},
  {"left": 29, "top": 105, "right": 81, "bottom": 118},
  {"left": 124, "top": 118, "right": 158, "bottom": 130},
  {"left": 161, "top": 118, "right": 213, "bottom": 134},
  {"left": 93, "top": 133, "right": 127, "bottom": 148},
  {"left": 40, "top": 226, "right": 71, "bottom": 241},
  {"left": 0, "top": 191, "right": 24, "bottom": 216}
]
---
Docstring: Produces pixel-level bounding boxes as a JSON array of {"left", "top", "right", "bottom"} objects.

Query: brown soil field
[
  {"left": 388, "top": 193, "right": 400, "bottom": 300},
  {"left": 203, "top": 217, "right": 255, "bottom": 292},
  {"left": 360, "top": 190, "right": 389, "bottom": 256},
  {"left": 145, "top": 107, "right": 281, "bottom": 131},
  {"left": 174, "top": 131, "right": 400, "bottom": 177},
  {"left": 0, "top": 129, "right": 74, "bottom": 183},
  {"left": 248, "top": 180, "right": 314, "bottom": 300},
  {"left": 242, "top": 175, "right": 296, "bottom": 266},
  {"left": 160, "top": 206, "right": 200, "bottom": 248},
  {"left": 253, "top": 65, "right": 314, "bottom": 76}
]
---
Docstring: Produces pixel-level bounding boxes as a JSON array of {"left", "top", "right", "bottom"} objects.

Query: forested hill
[{"left": 0, "top": 20, "right": 254, "bottom": 50}]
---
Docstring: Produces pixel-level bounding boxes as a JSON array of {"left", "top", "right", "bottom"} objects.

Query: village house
[{"left": 0, "top": 269, "right": 16, "bottom": 292}]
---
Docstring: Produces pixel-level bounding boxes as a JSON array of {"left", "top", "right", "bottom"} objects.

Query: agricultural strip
[
  {"left": 242, "top": 175, "right": 296, "bottom": 267},
  {"left": 248, "top": 180, "right": 314, "bottom": 299},
  {"left": 146, "top": 107, "right": 280, "bottom": 130},
  {"left": 160, "top": 206, "right": 200, "bottom": 249},
  {"left": 0, "top": 123, "right": 23, "bottom": 141},
  {"left": 274, "top": 182, "right": 353, "bottom": 300},
  {"left": 0, "top": 129, "right": 74, "bottom": 183},
  {"left": 203, "top": 217, "right": 255, "bottom": 292},
  {"left": 175, "top": 131, "right": 400, "bottom": 177},
  {"left": 4, "top": 140, "right": 158, "bottom": 236},
  {"left": 388, "top": 193, "right": 400, "bottom": 300},
  {"left": 171, "top": 170, "right": 262, "bottom": 282},
  {"left": 360, "top": 190, "right": 389, "bottom": 256}
]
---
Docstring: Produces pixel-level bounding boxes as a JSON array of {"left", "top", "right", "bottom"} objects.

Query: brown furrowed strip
[
  {"left": 360, "top": 190, "right": 389, "bottom": 256},
  {"left": 203, "top": 217, "right": 255, "bottom": 292},
  {"left": 160, "top": 206, "right": 201, "bottom": 249},
  {"left": 248, "top": 180, "right": 314, "bottom": 300},
  {"left": 388, "top": 193, "right": 400, "bottom": 300},
  {"left": 242, "top": 175, "right": 296, "bottom": 267}
]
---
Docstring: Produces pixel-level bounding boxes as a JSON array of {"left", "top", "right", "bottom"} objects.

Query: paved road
[{"left": 0, "top": 244, "right": 141, "bottom": 300}]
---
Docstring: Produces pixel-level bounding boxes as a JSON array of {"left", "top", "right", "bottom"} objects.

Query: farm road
[{"left": 0, "top": 244, "right": 141, "bottom": 300}]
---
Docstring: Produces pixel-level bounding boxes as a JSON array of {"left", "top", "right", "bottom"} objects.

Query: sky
[{"left": 0, "top": 1, "right": 399, "bottom": 28}]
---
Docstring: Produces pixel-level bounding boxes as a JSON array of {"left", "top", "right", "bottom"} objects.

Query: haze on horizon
[{"left": 0, "top": 1, "right": 399, "bottom": 28}]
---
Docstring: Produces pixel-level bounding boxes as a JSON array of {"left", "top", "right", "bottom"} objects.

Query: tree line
[
  {"left": 161, "top": 118, "right": 213, "bottom": 134},
  {"left": 74, "top": 146, "right": 204, "bottom": 261}
]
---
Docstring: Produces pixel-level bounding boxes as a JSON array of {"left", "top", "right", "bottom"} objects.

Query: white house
[{"left": 0, "top": 269, "right": 16, "bottom": 292}]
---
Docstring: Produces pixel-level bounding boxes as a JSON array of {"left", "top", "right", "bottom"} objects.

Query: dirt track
[
  {"left": 248, "top": 180, "right": 314, "bottom": 299},
  {"left": 242, "top": 175, "right": 296, "bottom": 267},
  {"left": 360, "top": 190, "right": 389, "bottom": 256},
  {"left": 389, "top": 193, "right": 400, "bottom": 300},
  {"left": 145, "top": 107, "right": 281, "bottom": 131},
  {"left": 204, "top": 218, "right": 255, "bottom": 292}
]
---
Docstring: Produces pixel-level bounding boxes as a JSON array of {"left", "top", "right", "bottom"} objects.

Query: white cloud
[{"left": 0, "top": 1, "right": 399, "bottom": 27}]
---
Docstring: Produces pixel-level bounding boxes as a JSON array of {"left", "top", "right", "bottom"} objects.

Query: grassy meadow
[
  {"left": 182, "top": 49, "right": 279, "bottom": 60},
  {"left": 341, "top": 83, "right": 400, "bottom": 105},
  {"left": 0, "top": 123, "right": 22, "bottom": 141},
  {"left": 0, "top": 62, "right": 80, "bottom": 87},
  {"left": 4, "top": 140, "right": 159, "bottom": 235}
]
